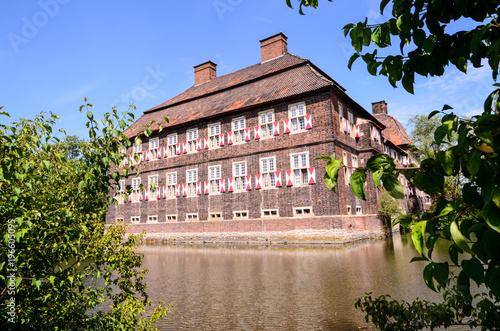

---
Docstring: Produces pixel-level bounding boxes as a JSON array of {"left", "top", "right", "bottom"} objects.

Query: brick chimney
[
  {"left": 260, "top": 32, "right": 288, "bottom": 63},
  {"left": 194, "top": 60, "right": 217, "bottom": 85},
  {"left": 372, "top": 101, "right": 388, "bottom": 115}
]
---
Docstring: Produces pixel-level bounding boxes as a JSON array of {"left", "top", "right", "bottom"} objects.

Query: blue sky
[{"left": 0, "top": 0, "right": 495, "bottom": 139}]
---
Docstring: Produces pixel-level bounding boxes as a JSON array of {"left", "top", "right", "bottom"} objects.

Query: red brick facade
[{"left": 106, "top": 34, "right": 427, "bottom": 236}]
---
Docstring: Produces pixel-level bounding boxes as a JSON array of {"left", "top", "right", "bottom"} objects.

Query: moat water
[{"left": 140, "top": 232, "right": 469, "bottom": 330}]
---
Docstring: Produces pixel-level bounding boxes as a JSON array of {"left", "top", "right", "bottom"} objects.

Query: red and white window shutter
[
  {"left": 139, "top": 153, "right": 144, "bottom": 162},
  {"left": 128, "top": 194, "right": 132, "bottom": 202},
  {"left": 354, "top": 125, "right": 360, "bottom": 138},
  {"left": 145, "top": 150, "right": 151, "bottom": 161},
  {"left": 254, "top": 126, "right": 261, "bottom": 140},
  {"left": 196, "top": 181, "right": 202, "bottom": 195},
  {"left": 196, "top": 138, "right": 202, "bottom": 151},
  {"left": 204, "top": 181, "right": 210, "bottom": 195},
  {"left": 156, "top": 188, "right": 161, "bottom": 200},
  {"left": 157, "top": 147, "right": 162, "bottom": 159},
  {"left": 139, "top": 191, "right": 143, "bottom": 201},
  {"left": 175, "top": 184, "right": 180, "bottom": 197},
  {"left": 275, "top": 171, "right": 282, "bottom": 187},
  {"left": 244, "top": 128, "right": 251, "bottom": 141},
  {"left": 305, "top": 114, "right": 312, "bottom": 129},
  {"left": 175, "top": 143, "right": 181, "bottom": 155},
  {"left": 283, "top": 119, "right": 291, "bottom": 134},
  {"left": 286, "top": 170, "right": 293, "bottom": 186},
  {"left": 255, "top": 174, "right": 262, "bottom": 189},
  {"left": 182, "top": 142, "right": 188, "bottom": 154},
  {"left": 219, "top": 178, "right": 225, "bottom": 193},
  {"left": 204, "top": 137, "right": 210, "bottom": 149},
  {"left": 227, "top": 132, "right": 233, "bottom": 145},
  {"left": 144, "top": 188, "right": 149, "bottom": 201},
  {"left": 272, "top": 122, "right": 280, "bottom": 136},
  {"left": 228, "top": 177, "right": 234, "bottom": 192},
  {"left": 346, "top": 120, "right": 351, "bottom": 134},
  {"left": 245, "top": 175, "right": 252, "bottom": 190},
  {"left": 307, "top": 168, "right": 316, "bottom": 184},
  {"left": 163, "top": 146, "right": 168, "bottom": 158},
  {"left": 123, "top": 156, "right": 128, "bottom": 166},
  {"left": 343, "top": 118, "right": 348, "bottom": 133},
  {"left": 162, "top": 185, "right": 167, "bottom": 199},
  {"left": 182, "top": 183, "right": 187, "bottom": 197},
  {"left": 219, "top": 133, "right": 224, "bottom": 147}
]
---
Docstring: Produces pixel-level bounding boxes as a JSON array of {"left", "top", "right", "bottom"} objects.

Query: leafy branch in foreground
[{"left": 0, "top": 102, "right": 169, "bottom": 330}]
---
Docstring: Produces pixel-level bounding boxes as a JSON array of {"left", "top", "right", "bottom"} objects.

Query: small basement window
[
  {"left": 115, "top": 217, "right": 124, "bottom": 222},
  {"left": 234, "top": 211, "right": 249, "bottom": 219},
  {"left": 346, "top": 205, "right": 351, "bottom": 215},
  {"left": 186, "top": 213, "right": 198, "bottom": 221},
  {"left": 148, "top": 215, "right": 158, "bottom": 223},
  {"left": 356, "top": 206, "right": 362, "bottom": 215},
  {"left": 209, "top": 213, "right": 223, "bottom": 220},
  {"left": 293, "top": 207, "right": 312, "bottom": 217},
  {"left": 262, "top": 209, "right": 279, "bottom": 217},
  {"left": 166, "top": 214, "right": 177, "bottom": 222},
  {"left": 131, "top": 216, "right": 140, "bottom": 223}
]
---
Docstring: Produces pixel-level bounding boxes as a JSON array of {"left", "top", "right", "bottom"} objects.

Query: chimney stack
[
  {"left": 372, "top": 101, "right": 388, "bottom": 115},
  {"left": 260, "top": 32, "right": 288, "bottom": 63},
  {"left": 194, "top": 60, "right": 217, "bottom": 85}
]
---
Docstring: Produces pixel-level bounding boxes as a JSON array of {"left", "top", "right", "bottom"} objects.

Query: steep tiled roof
[{"left": 374, "top": 113, "right": 412, "bottom": 146}]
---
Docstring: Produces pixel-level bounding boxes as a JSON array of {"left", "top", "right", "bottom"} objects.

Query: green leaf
[
  {"left": 450, "top": 220, "right": 474, "bottom": 254},
  {"left": 392, "top": 214, "right": 412, "bottom": 228},
  {"left": 366, "top": 154, "right": 395, "bottom": 172},
  {"left": 348, "top": 53, "right": 360, "bottom": 70},
  {"left": 492, "top": 187, "right": 500, "bottom": 209},
  {"left": 411, "top": 221, "right": 427, "bottom": 257},
  {"left": 466, "top": 149, "right": 481, "bottom": 176},
  {"left": 428, "top": 110, "right": 440, "bottom": 120},
  {"left": 316, "top": 155, "right": 334, "bottom": 161},
  {"left": 434, "top": 262, "right": 450, "bottom": 289},
  {"left": 437, "top": 149, "right": 454, "bottom": 175},
  {"left": 462, "top": 257, "right": 484, "bottom": 286},
  {"left": 349, "top": 169, "right": 367, "bottom": 200},
  {"left": 381, "top": 173, "right": 404, "bottom": 199},
  {"left": 449, "top": 244, "right": 460, "bottom": 266},
  {"left": 470, "top": 24, "right": 490, "bottom": 54},
  {"left": 410, "top": 256, "right": 429, "bottom": 262},
  {"left": 483, "top": 202, "right": 500, "bottom": 233},
  {"left": 423, "top": 263, "right": 436, "bottom": 291},
  {"left": 373, "top": 170, "right": 383, "bottom": 191}
]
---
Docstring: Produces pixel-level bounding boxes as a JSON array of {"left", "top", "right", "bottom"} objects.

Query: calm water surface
[{"left": 140, "top": 233, "right": 465, "bottom": 330}]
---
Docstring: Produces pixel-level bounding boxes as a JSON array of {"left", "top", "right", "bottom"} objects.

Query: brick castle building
[{"left": 106, "top": 33, "right": 427, "bottom": 239}]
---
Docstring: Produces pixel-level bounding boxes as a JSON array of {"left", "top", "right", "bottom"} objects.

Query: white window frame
[
  {"left": 346, "top": 205, "right": 352, "bottom": 215},
  {"left": 290, "top": 152, "right": 309, "bottom": 186},
  {"left": 208, "top": 122, "right": 221, "bottom": 149},
  {"left": 208, "top": 165, "right": 221, "bottom": 195},
  {"left": 293, "top": 207, "right": 313, "bottom": 217},
  {"left": 260, "top": 156, "right": 277, "bottom": 189},
  {"left": 149, "top": 137, "right": 159, "bottom": 159},
  {"left": 166, "top": 172, "right": 177, "bottom": 199},
  {"left": 186, "top": 213, "right": 199, "bottom": 221},
  {"left": 166, "top": 214, "right": 177, "bottom": 222},
  {"left": 147, "top": 215, "right": 158, "bottom": 223},
  {"left": 209, "top": 212, "right": 223, "bottom": 220},
  {"left": 131, "top": 216, "right": 140, "bottom": 223},
  {"left": 132, "top": 178, "right": 141, "bottom": 202},
  {"left": 348, "top": 111, "right": 355, "bottom": 136},
  {"left": 117, "top": 180, "right": 126, "bottom": 204},
  {"left": 425, "top": 196, "right": 431, "bottom": 204},
  {"left": 339, "top": 102, "right": 344, "bottom": 131},
  {"left": 261, "top": 209, "right": 279, "bottom": 217},
  {"left": 356, "top": 206, "right": 362, "bottom": 215},
  {"left": 233, "top": 161, "right": 247, "bottom": 192},
  {"left": 289, "top": 102, "right": 306, "bottom": 132},
  {"left": 352, "top": 156, "right": 358, "bottom": 168},
  {"left": 232, "top": 116, "right": 246, "bottom": 144},
  {"left": 167, "top": 133, "right": 177, "bottom": 157},
  {"left": 233, "top": 211, "right": 249, "bottom": 219},
  {"left": 148, "top": 175, "right": 158, "bottom": 200},
  {"left": 133, "top": 143, "right": 142, "bottom": 164},
  {"left": 258, "top": 109, "right": 274, "bottom": 139},
  {"left": 186, "top": 169, "right": 198, "bottom": 197},
  {"left": 187, "top": 128, "right": 198, "bottom": 153}
]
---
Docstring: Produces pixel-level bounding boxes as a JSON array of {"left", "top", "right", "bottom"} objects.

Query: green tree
[
  {"left": 378, "top": 190, "right": 402, "bottom": 225},
  {"left": 288, "top": 0, "right": 500, "bottom": 329},
  {"left": 0, "top": 104, "right": 169, "bottom": 330},
  {"left": 55, "top": 134, "right": 87, "bottom": 160}
]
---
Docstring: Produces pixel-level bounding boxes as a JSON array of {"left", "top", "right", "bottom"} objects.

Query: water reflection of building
[{"left": 107, "top": 33, "right": 427, "bottom": 239}]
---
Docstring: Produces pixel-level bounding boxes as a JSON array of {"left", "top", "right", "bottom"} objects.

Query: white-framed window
[
  {"left": 259, "top": 110, "right": 274, "bottom": 138},
  {"left": 166, "top": 214, "right": 177, "bottom": 222},
  {"left": 186, "top": 213, "right": 198, "bottom": 221},
  {"left": 348, "top": 111, "right": 355, "bottom": 135},
  {"left": 290, "top": 152, "right": 309, "bottom": 186},
  {"left": 186, "top": 169, "right": 198, "bottom": 197},
  {"left": 209, "top": 212, "right": 223, "bottom": 220},
  {"left": 339, "top": 102, "right": 344, "bottom": 131},
  {"left": 118, "top": 180, "right": 125, "bottom": 204},
  {"left": 115, "top": 217, "right": 124, "bottom": 222},
  {"left": 209, "top": 165, "right": 221, "bottom": 194},
  {"left": 289, "top": 102, "right": 306, "bottom": 132},
  {"left": 262, "top": 209, "right": 279, "bottom": 217},
  {"left": 187, "top": 128, "right": 198, "bottom": 153},
  {"left": 208, "top": 123, "right": 220, "bottom": 148},
  {"left": 260, "top": 156, "right": 276, "bottom": 188},
  {"left": 233, "top": 211, "right": 249, "bottom": 219},
  {"left": 352, "top": 156, "right": 358, "bottom": 168},
  {"left": 293, "top": 207, "right": 312, "bottom": 217},
  {"left": 149, "top": 137, "right": 159, "bottom": 159},
  {"left": 167, "top": 133, "right": 177, "bottom": 157},
  {"left": 148, "top": 215, "right": 158, "bottom": 223},
  {"left": 232, "top": 117, "right": 246, "bottom": 144},
  {"left": 425, "top": 196, "right": 431, "bottom": 204},
  {"left": 133, "top": 143, "right": 142, "bottom": 164},
  {"left": 132, "top": 178, "right": 141, "bottom": 202},
  {"left": 167, "top": 172, "right": 177, "bottom": 199},
  {"left": 233, "top": 161, "right": 247, "bottom": 192},
  {"left": 148, "top": 175, "right": 158, "bottom": 200},
  {"left": 342, "top": 151, "right": 348, "bottom": 166},
  {"left": 356, "top": 206, "right": 362, "bottom": 215},
  {"left": 346, "top": 205, "right": 351, "bottom": 215},
  {"left": 131, "top": 216, "right": 140, "bottom": 223}
]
